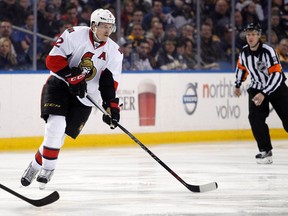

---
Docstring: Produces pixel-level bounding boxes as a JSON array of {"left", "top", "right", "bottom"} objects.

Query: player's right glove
[
  {"left": 65, "top": 67, "right": 87, "bottom": 98},
  {"left": 102, "top": 98, "right": 120, "bottom": 129}
]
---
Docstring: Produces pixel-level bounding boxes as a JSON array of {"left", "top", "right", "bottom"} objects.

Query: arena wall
[{"left": 0, "top": 71, "right": 286, "bottom": 150}]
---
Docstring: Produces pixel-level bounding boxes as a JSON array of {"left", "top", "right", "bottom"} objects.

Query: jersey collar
[{"left": 89, "top": 29, "right": 107, "bottom": 49}]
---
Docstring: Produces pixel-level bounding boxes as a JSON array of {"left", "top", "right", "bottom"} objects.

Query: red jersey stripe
[{"left": 46, "top": 55, "right": 68, "bottom": 73}]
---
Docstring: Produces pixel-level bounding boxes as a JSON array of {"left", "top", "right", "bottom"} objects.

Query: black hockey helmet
[{"left": 244, "top": 22, "right": 262, "bottom": 35}]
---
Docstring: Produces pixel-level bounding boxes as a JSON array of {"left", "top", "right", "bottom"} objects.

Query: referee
[{"left": 233, "top": 22, "right": 288, "bottom": 164}]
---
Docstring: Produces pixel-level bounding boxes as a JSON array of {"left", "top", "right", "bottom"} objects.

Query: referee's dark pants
[{"left": 248, "top": 82, "right": 288, "bottom": 152}]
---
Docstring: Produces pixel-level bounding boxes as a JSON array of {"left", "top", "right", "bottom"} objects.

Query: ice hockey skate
[
  {"left": 37, "top": 169, "right": 54, "bottom": 190},
  {"left": 255, "top": 150, "right": 273, "bottom": 164},
  {"left": 21, "top": 162, "right": 39, "bottom": 186}
]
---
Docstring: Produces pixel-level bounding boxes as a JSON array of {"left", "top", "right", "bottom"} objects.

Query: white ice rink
[{"left": 1, "top": 140, "right": 288, "bottom": 216}]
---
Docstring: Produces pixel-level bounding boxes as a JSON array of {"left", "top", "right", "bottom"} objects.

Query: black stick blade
[
  {"left": 0, "top": 184, "right": 60, "bottom": 207},
  {"left": 29, "top": 191, "right": 60, "bottom": 207}
]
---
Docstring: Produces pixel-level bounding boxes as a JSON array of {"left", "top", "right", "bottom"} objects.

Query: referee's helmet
[{"left": 244, "top": 22, "right": 262, "bottom": 35}]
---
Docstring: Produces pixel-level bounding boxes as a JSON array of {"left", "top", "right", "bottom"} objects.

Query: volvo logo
[{"left": 183, "top": 83, "right": 198, "bottom": 115}]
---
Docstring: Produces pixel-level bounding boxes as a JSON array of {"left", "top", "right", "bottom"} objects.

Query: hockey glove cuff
[
  {"left": 65, "top": 67, "right": 87, "bottom": 98},
  {"left": 102, "top": 98, "right": 120, "bottom": 129}
]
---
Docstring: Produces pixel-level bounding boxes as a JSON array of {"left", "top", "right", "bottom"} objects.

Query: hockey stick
[
  {"left": 0, "top": 183, "right": 59, "bottom": 207},
  {"left": 86, "top": 95, "right": 218, "bottom": 193}
]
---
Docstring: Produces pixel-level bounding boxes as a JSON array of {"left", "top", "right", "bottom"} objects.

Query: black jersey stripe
[{"left": 235, "top": 42, "right": 283, "bottom": 95}]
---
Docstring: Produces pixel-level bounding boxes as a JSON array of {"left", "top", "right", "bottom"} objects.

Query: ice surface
[{"left": 0, "top": 140, "right": 288, "bottom": 216}]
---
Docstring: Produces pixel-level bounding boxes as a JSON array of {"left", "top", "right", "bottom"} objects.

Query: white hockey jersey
[{"left": 46, "top": 26, "right": 123, "bottom": 106}]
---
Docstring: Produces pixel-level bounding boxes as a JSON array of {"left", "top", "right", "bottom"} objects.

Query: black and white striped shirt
[{"left": 235, "top": 41, "right": 285, "bottom": 95}]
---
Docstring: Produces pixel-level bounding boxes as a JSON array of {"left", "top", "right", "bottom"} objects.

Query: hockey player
[
  {"left": 233, "top": 22, "right": 288, "bottom": 164},
  {"left": 21, "top": 9, "right": 123, "bottom": 189}
]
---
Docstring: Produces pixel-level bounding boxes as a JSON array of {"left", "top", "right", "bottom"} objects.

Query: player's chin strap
[{"left": 86, "top": 95, "right": 218, "bottom": 193}]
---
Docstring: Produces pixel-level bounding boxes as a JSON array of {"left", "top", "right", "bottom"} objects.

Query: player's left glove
[{"left": 102, "top": 98, "right": 120, "bottom": 129}]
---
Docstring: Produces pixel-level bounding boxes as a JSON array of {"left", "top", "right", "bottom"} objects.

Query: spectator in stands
[
  {"left": 167, "top": 1, "right": 194, "bottom": 29},
  {"left": 64, "top": 0, "right": 82, "bottom": 13},
  {"left": 269, "top": 29, "right": 280, "bottom": 49},
  {"left": 175, "top": 40, "right": 188, "bottom": 70},
  {"left": 220, "top": 24, "right": 240, "bottom": 64},
  {"left": 182, "top": 38, "right": 198, "bottom": 69},
  {"left": 37, "top": 0, "right": 47, "bottom": 24},
  {"left": 127, "top": 23, "right": 145, "bottom": 49},
  {"left": 283, "top": 2, "right": 288, "bottom": 32},
  {"left": 13, "top": 13, "right": 44, "bottom": 69},
  {"left": 263, "top": 0, "right": 287, "bottom": 22},
  {"left": 81, "top": 1, "right": 106, "bottom": 12},
  {"left": 145, "top": 34, "right": 157, "bottom": 69},
  {"left": 276, "top": 38, "right": 288, "bottom": 70},
  {"left": 131, "top": 39, "right": 154, "bottom": 70},
  {"left": 162, "top": 0, "right": 175, "bottom": 14},
  {"left": 121, "top": 0, "right": 135, "bottom": 34},
  {"left": 120, "top": 39, "right": 133, "bottom": 71},
  {"left": 164, "top": 24, "right": 178, "bottom": 41},
  {"left": 209, "top": 0, "right": 230, "bottom": 38},
  {"left": 234, "top": 9, "right": 246, "bottom": 48},
  {"left": 125, "top": 9, "right": 144, "bottom": 36},
  {"left": 200, "top": 22, "right": 225, "bottom": 69},
  {"left": 142, "top": 0, "right": 168, "bottom": 31},
  {"left": 236, "top": 0, "right": 264, "bottom": 22},
  {"left": 240, "top": 0, "right": 261, "bottom": 26},
  {"left": 0, "top": 20, "right": 20, "bottom": 58},
  {"left": 61, "top": 3, "right": 79, "bottom": 26},
  {"left": 148, "top": 16, "right": 161, "bottom": 31},
  {"left": 18, "top": 0, "right": 32, "bottom": 22},
  {"left": 38, "top": 4, "right": 60, "bottom": 38},
  {"left": 200, "top": 16, "right": 221, "bottom": 42},
  {"left": 78, "top": 5, "right": 93, "bottom": 26},
  {"left": 50, "top": 0, "right": 62, "bottom": 20},
  {"left": 235, "top": 9, "right": 244, "bottom": 31},
  {"left": 155, "top": 37, "right": 186, "bottom": 70},
  {"left": 145, "top": 21, "right": 165, "bottom": 57},
  {"left": 271, "top": 10, "right": 288, "bottom": 41},
  {"left": 0, "top": 0, "right": 24, "bottom": 26},
  {"left": 179, "top": 23, "right": 195, "bottom": 41},
  {"left": 0, "top": 37, "right": 18, "bottom": 70}
]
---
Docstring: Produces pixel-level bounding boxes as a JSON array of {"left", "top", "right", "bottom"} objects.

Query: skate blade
[{"left": 39, "top": 182, "right": 46, "bottom": 190}]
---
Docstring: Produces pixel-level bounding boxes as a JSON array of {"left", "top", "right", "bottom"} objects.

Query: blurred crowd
[{"left": 0, "top": 0, "right": 288, "bottom": 71}]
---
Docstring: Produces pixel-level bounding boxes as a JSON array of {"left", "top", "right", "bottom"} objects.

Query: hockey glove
[
  {"left": 65, "top": 67, "right": 87, "bottom": 98},
  {"left": 102, "top": 98, "right": 120, "bottom": 129}
]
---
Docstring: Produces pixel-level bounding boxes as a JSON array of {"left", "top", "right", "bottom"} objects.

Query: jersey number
[{"left": 54, "top": 37, "right": 64, "bottom": 48}]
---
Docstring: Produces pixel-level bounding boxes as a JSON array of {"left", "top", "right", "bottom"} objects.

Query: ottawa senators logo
[{"left": 79, "top": 52, "right": 97, "bottom": 81}]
